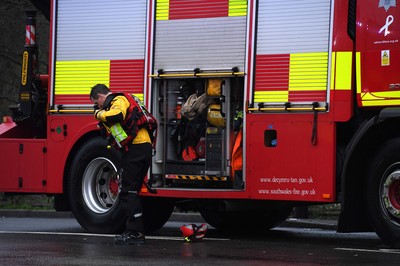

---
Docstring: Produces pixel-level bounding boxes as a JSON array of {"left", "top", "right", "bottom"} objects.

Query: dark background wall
[{"left": 0, "top": 0, "right": 49, "bottom": 120}]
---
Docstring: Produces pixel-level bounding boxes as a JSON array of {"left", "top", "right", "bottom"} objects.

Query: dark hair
[{"left": 90, "top": 84, "right": 110, "bottom": 100}]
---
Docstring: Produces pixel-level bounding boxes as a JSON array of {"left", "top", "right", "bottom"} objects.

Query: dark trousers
[{"left": 119, "top": 142, "right": 152, "bottom": 233}]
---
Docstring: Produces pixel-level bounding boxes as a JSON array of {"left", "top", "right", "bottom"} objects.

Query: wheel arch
[
  {"left": 338, "top": 108, "right": 400, "bottom": 232},
  {"left": 54, "top": 130, "right": 101, "bottom": 211}
]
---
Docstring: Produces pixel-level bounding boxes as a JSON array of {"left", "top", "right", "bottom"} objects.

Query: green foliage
[{"left": 0, "top": 193, "right": 54, "bottom": 210}]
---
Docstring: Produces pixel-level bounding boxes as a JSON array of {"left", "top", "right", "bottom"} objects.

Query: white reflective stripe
[{"left": 134, "top": 213, "right": 143, "bottom": 218}]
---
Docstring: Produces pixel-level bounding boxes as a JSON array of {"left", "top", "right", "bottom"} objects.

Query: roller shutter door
[
  {"left": 254, "top": 0, "right": 332, "bottom": 106},
  {"left": 52, "top": 0, "right": 147, "bottom": 106},
  {"left": 153, "top": 0, "right": 248, "bottom": 72}
]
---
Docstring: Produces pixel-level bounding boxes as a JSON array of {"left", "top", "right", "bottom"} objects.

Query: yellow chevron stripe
[
  {"left": 55, "top": 60, "right": 110, "bottom": 95},
  {"left": 156, "top": 0, "right": 169, "bottom": 21},
  {"left": 355, "top": 51, "right": 397, "bottom": 106},
  {"left": 330, "top": 52, "right": 336, "bottom": 90},
  {"left": 168, "top": 175, "right": 227, "bottom": 181},
  {"left": 289, "top": 52, "right": 328, "bottom": 91},
  {"left": 361, "top": 91, "right": 400, "bottom": 106},
  {"left": 334, "top": 51, "right": 352, "bottom": 90},
  {"left": 356, "top": 52, "right": 362, "bottom": 94},
  {"left": 357, "top": 51, "right": 400, "bottom": 106},
  {"left": 229, "top": 0, "right": 247, "bottom": 16},
  {"left": 254, "top": 91, "right": 289, "bottom": 103}
]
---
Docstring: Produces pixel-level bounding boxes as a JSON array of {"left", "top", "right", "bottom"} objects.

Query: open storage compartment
[{"left": 152, "top": 76, "right": 244, "bottom": 189}]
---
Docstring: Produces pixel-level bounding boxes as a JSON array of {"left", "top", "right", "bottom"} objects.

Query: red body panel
[
  {"left": 331, "top": 0, "right": 354, "bottom": 121},
  {"left": 357, "top": 3, "right": 400, "bottom": 101},
  {"left": 0, "top": 115, "right": 98, "bottom": 193},
  {"left": 331, "top": 0, "right": 354, "bottom": 52},
  {"left": 0, "top": 139, "right": 46, "bottom": 192},
  {"left": 149, "top": 189, "right": 249, "bottom": 199},
  {"left": 246, "top": 113, "right": 336, "bottom": 202},
  {"left": 45, "top": 115, "right": 98, "bottom": 193}
]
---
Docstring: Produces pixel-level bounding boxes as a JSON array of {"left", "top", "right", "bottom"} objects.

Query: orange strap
[{"left": 231, "top": 129, "right": 243, "bottom": 175}]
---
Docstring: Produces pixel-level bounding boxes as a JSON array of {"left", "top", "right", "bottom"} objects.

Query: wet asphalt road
[{"left": 1, "top": 214, "right": 400, "bottom": 265}]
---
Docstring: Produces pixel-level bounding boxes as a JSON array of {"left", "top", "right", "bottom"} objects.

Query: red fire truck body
[{"left": 1, "top": 0, "right": 400, "bottom": 247}]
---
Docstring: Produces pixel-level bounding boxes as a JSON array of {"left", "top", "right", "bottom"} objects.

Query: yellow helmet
[
  {"left": 207, "top": 104, "right": 225, "bottom": 127},
  {"left": 207, "top": 79, "right": 222, "bottom": 96}
]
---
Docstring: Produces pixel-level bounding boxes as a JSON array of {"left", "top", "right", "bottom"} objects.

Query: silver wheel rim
[
  {"left": 381, "top": 167, "right": 400, "bottom": 225},
  {"left": 82, "top": 157, "right": 119, "bottom": 214}
]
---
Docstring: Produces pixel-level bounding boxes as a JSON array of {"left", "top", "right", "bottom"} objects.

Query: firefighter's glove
[
  {"left": 94, "top": 110, "right": 105, "bottom": 120},
  {"left": 97, "top": 122, "right": 108, "bottom": 138}
]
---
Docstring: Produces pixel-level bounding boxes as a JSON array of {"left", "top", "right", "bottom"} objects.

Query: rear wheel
[
  {"left": 67, "top": 137, "right": 124, "bottom": 233},
  {"left": 367, "top": 138, "right": 400, "bottom": 247},
  {"left": 67, "top": 137, "right": 175, "bottom": 234},
  {"left": 142, "top": 196, "right": 175, "bottom": 233}
]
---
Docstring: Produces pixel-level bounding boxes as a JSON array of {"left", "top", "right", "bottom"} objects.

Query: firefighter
[{"left": 90, "top": 84, "right": 152, "bottom": 245}]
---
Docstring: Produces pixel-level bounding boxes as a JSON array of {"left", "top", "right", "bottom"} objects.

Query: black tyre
[
  {"left": 200, "top": 206, "right": 292, "bottom": 231},
  {"left": 142, "top": 196, "right": 175, "bottom": 233},
  {"left": 67, "top": 137, "right": 175, "bottom": 234},
  {"left": 367, "top": 138, "right": 400, "bottom": 247},
  {"left": 67, "top": 137, "right": 125, "bottom": 233}
]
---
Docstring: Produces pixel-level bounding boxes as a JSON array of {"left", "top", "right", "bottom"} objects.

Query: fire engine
[{"left": 1, "top": 0, "right": 400, "bottom": 247}]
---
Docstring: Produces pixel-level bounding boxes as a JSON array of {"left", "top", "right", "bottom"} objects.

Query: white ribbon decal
[{"left": 379, "top": 15, "right": 394, "bottom": 36}]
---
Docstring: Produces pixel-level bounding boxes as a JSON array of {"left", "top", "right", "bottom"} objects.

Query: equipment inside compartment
[{"left": 154, "top": 77, "right": 244, "bottom": 188}]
